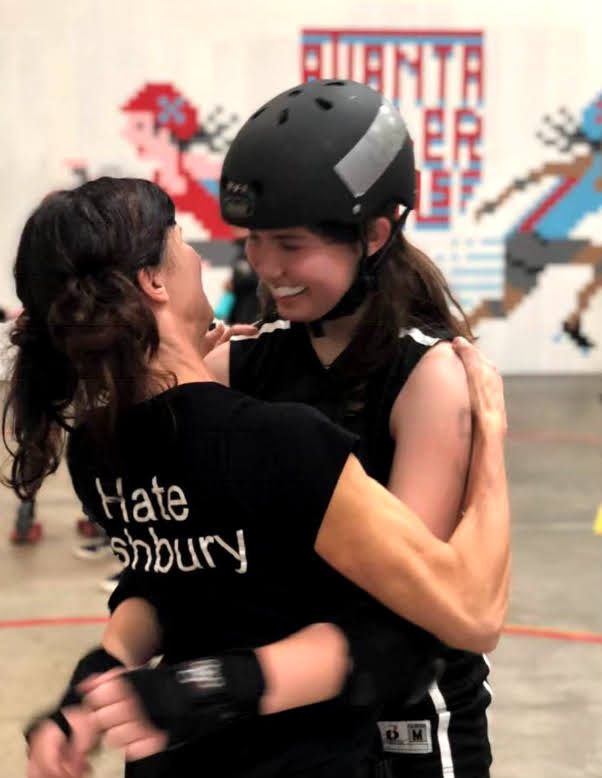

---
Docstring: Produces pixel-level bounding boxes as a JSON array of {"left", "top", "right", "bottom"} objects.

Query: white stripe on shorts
[{"left": 428, "top": 680, "right": 455, "bottom": 778}]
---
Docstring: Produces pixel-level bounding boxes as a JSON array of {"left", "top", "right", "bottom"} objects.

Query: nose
[{"left": 247, "top": 241, "right": 284, "bottom": 283}]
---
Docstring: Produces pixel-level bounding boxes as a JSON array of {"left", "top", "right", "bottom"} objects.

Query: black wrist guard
[
  {"left": 59, "top": 646, "right": 125, "bottom": 708},
  {"left": 124, "top": 649, "right": 265, "bottom": 748},
  {"left": 24, "top": 709, "right": 72, "bottom": 746},
  {"left": 24, "top": 646, "right": 124, "bottom": 745}
]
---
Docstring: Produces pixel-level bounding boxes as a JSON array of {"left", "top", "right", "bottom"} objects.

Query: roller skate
[
  {"left": 10, "top": 500, "right": 43, "bottom": 544},
  {"left": 76, "top": 516, "right": 102, "bottom": 538}
]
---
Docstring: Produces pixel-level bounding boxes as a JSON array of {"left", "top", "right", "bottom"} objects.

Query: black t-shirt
[{"left": 67, "top": 382, "right": 427, "bottom": 777}]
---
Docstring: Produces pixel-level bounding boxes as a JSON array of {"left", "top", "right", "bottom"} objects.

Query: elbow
[
  {"left": 481, "top": 601, "right": 508, "bottom": 652},
  {"left": 451, "top": 600, "right": 507, "bottom": 654},
  {"left": 444, "top": 548, "right": 510, "bottom": 654},
  {"left": 471, "top": 616, "right": 504, "bottom": 654},
  {"left": 444, "top": 615, "right": 502, "bottom": 655}
]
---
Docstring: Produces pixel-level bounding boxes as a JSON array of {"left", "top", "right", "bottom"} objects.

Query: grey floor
[{"left": 1, "top": 376, "right": 601, "bottom": 778}]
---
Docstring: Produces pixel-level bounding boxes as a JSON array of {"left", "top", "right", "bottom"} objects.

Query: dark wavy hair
[{"left": 3, "top": 177, "right": 176, "bottom": 499}]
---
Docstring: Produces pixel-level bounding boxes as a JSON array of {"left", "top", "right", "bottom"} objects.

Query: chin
[
  {"left": 275, "top": 295, "right": 316, "bottom": 321},
  {"left": 275, "top": 304, "right": 306, "bottom": 322},
  {"left": 279, "top": 302, "right": 336, "bottom": 324}
]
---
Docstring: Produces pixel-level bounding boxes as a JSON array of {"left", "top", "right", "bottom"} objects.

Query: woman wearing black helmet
[{"left": 203, "top": 80, "right": 495, "bottom": 778}]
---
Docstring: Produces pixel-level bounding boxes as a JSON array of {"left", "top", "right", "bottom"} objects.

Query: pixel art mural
[
  {"left": 68, "top": 83, "right": 238, "bottom": 240},
  {"left": 121, "top": 83, "right": 237, "bottom": 239},
  {"left": 301, "top": 29, "right": 601, "bottom": 355},
  {"left": 472, "top": 94, "right": 602, "bottom": 350},
  {"left": 301, "top": 28, "right": 485, "bottom": 227},
  {"left": 7, "top": 12, "right": 596, "bottom": 374}
]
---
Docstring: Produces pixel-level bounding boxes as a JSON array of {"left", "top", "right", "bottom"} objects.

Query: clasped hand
[{"left": 26, "top": 669, "right": 165, "bottom": 778}]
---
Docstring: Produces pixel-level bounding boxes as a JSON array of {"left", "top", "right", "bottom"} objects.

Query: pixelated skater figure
[
  {"left": 122, "top": 83, "right": 237, "bottom": 239},
  {"left": 472, "top": 93, "right": 602, "bottom": 349}
]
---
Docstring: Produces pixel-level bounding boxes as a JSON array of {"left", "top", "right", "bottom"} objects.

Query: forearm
[
  {"left": 257, "top": 615, "right": 439, "bottom": 713},
  {"left": 83, "top": 618, "right": 422, "bottom": 752},
  {"left": 256, "top": 622, "right": 350, "bottom": 714},
  {"left": 103, "top": 592, "right": 347, "bottom": 710},
  {"left": 316, "top": 454, "right": 509, "bottom": 653},
  {"left": 450, "top": 429, "right": 511, "bottom": 644},
  {"left": 101, "top": 598, "right": 163, "bottom": 667}
]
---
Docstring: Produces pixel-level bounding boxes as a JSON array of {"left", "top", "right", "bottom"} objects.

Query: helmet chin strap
[{"left": 308, "top": 208, "right": 410, "bottom": 338}]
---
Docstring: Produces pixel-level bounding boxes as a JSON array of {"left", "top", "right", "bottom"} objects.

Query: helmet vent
[
  {"left": 277, "top": 108, "right": 289, "bottom": 125},
  {"left": 315, "top": 98, "right": 333, "bottom": 110},
  {"left": 251, "top": 106, "right": 266, "bottom": 120},
  {"left": 289, "top": 89, "right": 303, "bottom": 96},
  {"left": 325, "top": 81, "right": 346, "bottom": 86}
]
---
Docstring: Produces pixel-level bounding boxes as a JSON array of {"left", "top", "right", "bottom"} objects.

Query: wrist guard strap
[
  {"left": 124, "top": 649, "right": 265, "bottom": 748},
  {"left": 59, "top": 646, "right": 125, "bottom": 708},
  {"left": 24, "top": 709, "right": 72, "bottom": 746}
]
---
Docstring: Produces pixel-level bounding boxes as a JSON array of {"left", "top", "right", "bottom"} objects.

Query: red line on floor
[
  {"left": 0, "top": 616, "right": 108, "bottom": 628},
  {"left": 1, "top": 617, "right": 601, "bottom": 644},
  {"left": 503, "top": 623, "right": 602, "bottom": 644}
]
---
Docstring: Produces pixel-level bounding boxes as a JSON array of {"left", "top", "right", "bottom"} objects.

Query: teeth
[{"left": 271, "top": 286, "right": 306, "bottom": 299}]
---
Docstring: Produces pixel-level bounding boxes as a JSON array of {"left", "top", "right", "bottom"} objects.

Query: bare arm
[
  {"left": 256, "top": 622, "right": 350, "bottom": 713},
  {"left": 101, "top": 598, "right": 163, "bottom": 667},
  {"left": 388, "top": 342, "right": 471, "bottom": 541},
  {"left": 99, "top": 595, "right": 351, "bottom": 713},
  {"left": 315, "top": 338, "right": 509, "bottom": 653}
]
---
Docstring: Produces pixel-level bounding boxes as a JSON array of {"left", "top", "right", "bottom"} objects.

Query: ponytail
[
  {"left": 3, "top": 313, "right": 75, "bottom": 499},
  {"left": 2, "top": 177, "right": 176, "bottom": 499}
]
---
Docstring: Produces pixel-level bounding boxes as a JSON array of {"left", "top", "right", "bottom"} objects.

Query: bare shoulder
[
  {"left": 204, "top": 341, "right": 231, "bottom": 386},
  {"left": 391, "top": 341, "right": 470, "bottom": 431},
  {"left": 416, "top": 340, "right": 468, "bottom": 387}
]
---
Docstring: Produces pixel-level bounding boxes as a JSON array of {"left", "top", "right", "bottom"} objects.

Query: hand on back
[{"left": 452, "top": 337, "right": 507, "bottom": 440}]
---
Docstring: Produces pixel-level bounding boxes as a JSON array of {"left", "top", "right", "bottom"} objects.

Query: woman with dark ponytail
[
  {"left": 5, "top": 180, "right": 173, "bottom": 499},
  {"left": 6, "top": 176, "right": 509, "bottom": 778}
]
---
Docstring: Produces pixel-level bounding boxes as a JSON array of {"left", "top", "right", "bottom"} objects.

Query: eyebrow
[{"left": 271, "top": 232, "right": 307, "bottom": 240}]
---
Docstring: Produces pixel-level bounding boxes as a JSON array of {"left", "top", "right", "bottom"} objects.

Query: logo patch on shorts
[{"left": 377, "top": 720, "right": 433, "bottom": 754}]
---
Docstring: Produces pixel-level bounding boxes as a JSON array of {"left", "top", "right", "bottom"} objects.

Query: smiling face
[{"left": 245, "top": 227, "right": 361, "bottom": 322}]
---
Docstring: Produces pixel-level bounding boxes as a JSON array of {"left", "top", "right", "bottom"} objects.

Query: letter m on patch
[{"left": 410, "top": 724, "right": 426, "bottom": 742}]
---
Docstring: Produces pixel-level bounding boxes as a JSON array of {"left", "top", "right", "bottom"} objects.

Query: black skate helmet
[{"left": 220, "top": 79, "right": 416, "bottom": 229}]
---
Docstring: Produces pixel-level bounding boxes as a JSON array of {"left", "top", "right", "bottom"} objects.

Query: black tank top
[
  {"left": 230, "top": 320, "right": 436, "bottom": 485},
  {"left": 230, "top": 321, "right": 490, "bottom": 703}
]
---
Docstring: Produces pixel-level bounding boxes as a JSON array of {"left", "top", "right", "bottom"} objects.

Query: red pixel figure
[{"left": 121, "top": 83, "right": 236, "bottom": 239}]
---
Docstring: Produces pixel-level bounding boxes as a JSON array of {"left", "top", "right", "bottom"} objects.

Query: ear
[
  {"left": 365, "top": 217, "right": 392, "bottom": 256},
  {"left": 137, "top": 265, "right": 169, "bottom": 304}
]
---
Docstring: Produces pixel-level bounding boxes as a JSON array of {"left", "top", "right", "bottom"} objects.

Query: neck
[
  {"left": 150, "top": 318, "right": 214, "bottom": 387},
  {"left": 307, "top": 301, "right": 369, "bottom": 365}
]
